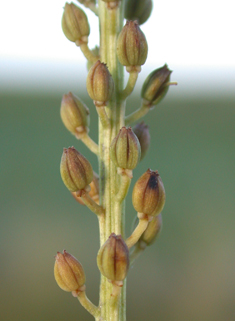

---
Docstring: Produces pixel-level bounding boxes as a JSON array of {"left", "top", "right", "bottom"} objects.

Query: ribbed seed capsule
[
  {"left": 54, "top": 250, "right": 86, "bottom": 292},
  {"left": 62, "top": 2, "right": 90, "bottom": 45},
  {"left": 132, "top": 169, "right": 165, "bottom": 217},
  {"left": 139, "top": 214, "right": 162, "bottom": 247},
  {"left": 124, "top": 0, "right": 153, "bottom": 25},
  {"left": 117, "top": 21, "right": 148, "bottom": 70},
  {"left": 133, "top": 121, "right": 150, "bottom": 161},
  {"left": 110, "top": 127, "right": 141, "bottom": 170},
  {"left": 60, "top": 92, "right": 90, "bottom": 136},
  {"left": 141, "top": 64, "right": 172, "bottom": 106},
  {"left": 72, "top": 172, "right": 99, "bottom": 205},
  {"left": 97, "top": 233, "right": 129, "bottom": 282},
  {"left": 86, "top": 60, "right": 114, "bottom": 106},
  {"left": 60, "top": 147, "right": 93, "bottom": 192}
]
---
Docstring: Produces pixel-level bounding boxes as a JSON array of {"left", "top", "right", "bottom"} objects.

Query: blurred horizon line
[{"left": 1, "top": 57, "right": 235, "bottom": 97}]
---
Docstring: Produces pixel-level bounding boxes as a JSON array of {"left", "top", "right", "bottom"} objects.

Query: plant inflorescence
[{"left": 54, "top": 1, "right": 176, "bottom": 320}]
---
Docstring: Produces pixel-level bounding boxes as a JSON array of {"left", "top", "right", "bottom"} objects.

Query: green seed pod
[
  {"left": 60, "top": 92, "right": 90, "bottom": 136},
  {"left": 60, "top": 147, "right": 93, "bottom": 192},
  {"left": 110, "top": 127, "right": 141, "bottom": 170},
  {"left": 124, "top": 0, "right": 153, "bottom": 25},
  {"left": 139, "top": 214, "right": 162, "bottom": 247},
  {"left": 133, "top": 121, "right": 150, "bottom": 161},
  {"left": 132, "top": 169, "right": 165, "bottom": 217},
  {"left": 86, "top": 60, "right": 114, "bottom": 106},
  {"left": 97, "top": 233, "right": 129, "bottom": 282},
  {"left": 62, "top": 2, "right": 90, "bottom": 45},
  {"left": 54, "top": 250, "right": 86, "bottom": 292},
  {"left": 141, "top": 64, "right": 172, "bottom": 106},
  {"left": 72, "top": 171, "right": 99, "bottom": 205},
  {"left": 116, "top": 21, "right": 148, "bottom": 69}
]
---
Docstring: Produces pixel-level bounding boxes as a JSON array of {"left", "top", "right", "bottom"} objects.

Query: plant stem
[
  {"left": 121, "top": 71, "right": 139, "bottom": 100},
  {"left": 125, "top": 101, "right": 151, "bottom": 125},
  {"left": 98, "top": 1, "right": 125, "bottom": 320},
  {"left": 80, "top": 133, "right": 99, "bottom": 155},
  {"left": 80, "top": 43, "right": 99, "bottom": 63},
  {"left": 77, "top": 291, "right": 100, "bottom": 318},
  {"left": 81, "top": 191, "right": 104, "bottom": 216},
  {"left": 126, "top": 218, "right": 149, "bottom": 249}
]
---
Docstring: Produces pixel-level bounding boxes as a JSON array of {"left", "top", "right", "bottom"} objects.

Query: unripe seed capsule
[
  {"left": 117, "top": 21, "right": 148, "bottom": 69},
  {"left": 62, "top": 2, "right": 90, "bottom": 45},
  {"left": 54, "top": 250, "right": 86, "bottom": 292},
  {"left": 124, "top": 0, "right": 153, "bottom": 25},
  {"left": 97, "top": 233, "right": 129, "bottom": 282},
  {"left": 133, "top": 121, "right": 150, "bottom": 161},
  {"left": 132, "top": 169, "right": 165, "bottom": 217},
  {"left": 141, "top": 64, "right": 172, "bottom": 106},
  {"left": 110, "top": 127, "right": 141, "bottom": 170},
  {"left": 60, "top": 147, "right": 93, "bottom": 192},
  {"left": 60, "top": 92, "right": 90, "bottom": 136},
  {"left": 86, "top": 60, "right": 114, "bottom": 106},
  {"left": 72, "top": 172, "right": 99, "bottom": 205}
]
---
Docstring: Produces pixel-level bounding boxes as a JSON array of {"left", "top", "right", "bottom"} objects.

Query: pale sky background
[{"left": 0, "top": 0, "right": 234, "bottom": 94}]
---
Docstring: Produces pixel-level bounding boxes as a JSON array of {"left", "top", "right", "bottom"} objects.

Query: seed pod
[
  {"left": 97, "top": 233, "right": 129, "bottom": 282},
  {"left": 132, "top": 169, "right": 165, "bottom": 217},
  {"left": 117, "top": 21, "right": 148, "bottom": 69},
  {"left": 54, "top": 250, "right": 86, "bottom": 292},
  {"left": 72, "top": 172, "right": 99, "bottom": 205},
  {"left": 60, "top": 92, "right": 90, "bottom": 136},
  {"left": 62, "top": 3, "right": 90, "bottom": 45},
  {"left": 124, "top": 0, "right": 153, "bottom": 25},
  {"left": 86, "top": 60, "right": 114, "bottom": 106},
  {"left": 110, "top": 127, "right": 141, "bottom": 170},
  {"left": 141, "top": 64, "right": 172, "bottom": 106},
  {"left": 133, "top": 122, "right": 150, "bottom": 161},
  {"left": 139, "top": 214, "right": 162, "bottom": 247},
  {"left": 60, "top": 147, "right": 93, "bottom": 192}
]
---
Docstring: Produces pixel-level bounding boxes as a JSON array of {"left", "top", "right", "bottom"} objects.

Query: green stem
[
  {"left": 80, "top": 133, "right": 99, "bottom": 155},
  {"left": 116, "top": 174, "right": 131, "bottom": 202},
  {"left": 125, "top": 101, "right": 151, "bottom": 125},
  {"left": 80, "top": 43, "right": 99, "bottom": 63},
  {"left": 126, "top": 218, "right": 149, "bottom": 249},
  {"left": 96, "top": 105, "right": 110, "bottom": 128},
  {"left": 81, "top": 191, "right": 104, "bottom": 216},
  {"left": 130, "top": 244, "right": 145, "bottom": 266},
  {"left": 98, "top": 1, "right": 125, "bottom": 321},
  {"left": 77, "top": 291, "right": 100, "bottom": 318},
  {"left": 121, "top": 71, "right": 139, "bottom": 100}
]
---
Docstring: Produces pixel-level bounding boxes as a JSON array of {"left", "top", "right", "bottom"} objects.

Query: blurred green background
[{"left": 0, "top": 88, "right": 235, "bottom": 321}]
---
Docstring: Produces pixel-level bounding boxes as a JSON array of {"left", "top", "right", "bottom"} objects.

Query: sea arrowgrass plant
[{"left": 54, "top": 0, "right": 177, "bottom": 320}]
